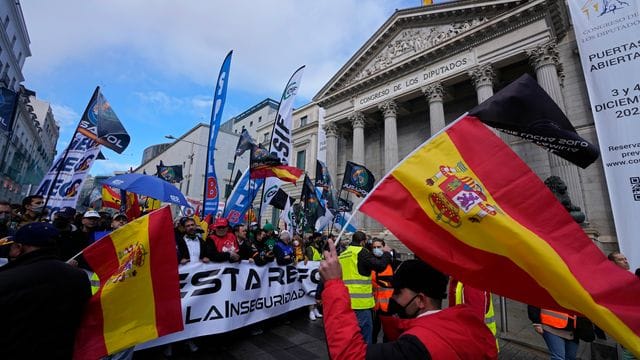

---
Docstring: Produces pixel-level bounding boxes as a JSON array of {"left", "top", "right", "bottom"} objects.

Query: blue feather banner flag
[{"left": 203, "top": 50, "right": 233, "bottom": 218}]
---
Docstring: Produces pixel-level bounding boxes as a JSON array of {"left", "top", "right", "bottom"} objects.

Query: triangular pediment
[
  {"left": 349, "top": 19, "right": 488, "bottom": 84},
  {"left": 314, "top": 0, "right": 568, "bottom": 105}
]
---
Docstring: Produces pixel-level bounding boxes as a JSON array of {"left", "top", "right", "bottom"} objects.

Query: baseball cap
[
  {"left": 13, "top": 222, "right": 59, "bottom": 247},
  {"left": 393, "top": 259, "right": 448, "bottom": 300},
  {"left": 83, "top": 210, "right": 101, "bottom": 219},
  {"left": 213, "top": 217, "right": 229, "bottom": 228}
]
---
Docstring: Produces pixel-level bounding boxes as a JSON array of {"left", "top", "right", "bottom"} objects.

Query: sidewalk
[{"left": 132, "top": 305, "right": 561, "bottom": 360}]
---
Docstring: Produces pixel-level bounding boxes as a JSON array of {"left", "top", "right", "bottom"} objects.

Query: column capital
[
  {"left": 348, "top": 112, "right": 366, "bottom": 129},
  {"left": 378, "top": 100, "right": 397, "bottom": 118},
  {"left": 323, "top": 122, "right": 339, "bottom": 137},
  {"left": 526, "top": 42, "right": 560, "bottom": 71},
  {"left": 422, "top": 82, "right": 445, "bottom": 102},
  {"left": 468, "top": 64, "right": 496, "bottom": 88}
]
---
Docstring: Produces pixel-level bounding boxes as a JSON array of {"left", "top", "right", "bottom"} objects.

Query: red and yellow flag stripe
[
  {"left": 74, "top": 207, "right": 182, "bottom": 359},
  {"left": 360, "top": 116, "right": 640, "bottom": 355}
]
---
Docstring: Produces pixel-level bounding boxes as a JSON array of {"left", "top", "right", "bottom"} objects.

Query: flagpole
[
  {"left": 41, "top": 86, "right": 100, "bottom": 218},
  {"left": 222, "top": 153, "right": 239, "bottom": 215}
]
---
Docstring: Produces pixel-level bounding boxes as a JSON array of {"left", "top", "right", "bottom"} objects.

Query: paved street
[{"left": 133, "top": 307, "right": 550, "bottom": 360}]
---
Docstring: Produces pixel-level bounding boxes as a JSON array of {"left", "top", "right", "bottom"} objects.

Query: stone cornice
[{"left": 315, "top": 0, "right": 568, "bottom": 108}]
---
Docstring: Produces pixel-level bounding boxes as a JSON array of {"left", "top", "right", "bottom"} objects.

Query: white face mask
[{"left": 372, "top": 248, "right": 384, "bottom": 257}]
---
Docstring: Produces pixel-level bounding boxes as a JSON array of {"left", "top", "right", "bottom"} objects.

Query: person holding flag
[{"left": 320, "top": 238, "right": 498, "bottom": 359}]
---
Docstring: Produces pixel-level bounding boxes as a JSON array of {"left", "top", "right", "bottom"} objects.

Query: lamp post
[{"left": 164, "top": 135, "right": 210, "bottom": 197}]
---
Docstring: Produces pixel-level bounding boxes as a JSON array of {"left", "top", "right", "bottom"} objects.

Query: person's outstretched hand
[{"left": 320, "top": 238, "right": 342, "bottom": 281}]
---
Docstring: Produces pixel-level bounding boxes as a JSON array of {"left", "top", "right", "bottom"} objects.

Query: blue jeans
[
  {"left": 543, "top": 331, "right": 579, "bottom": 360},
  {"left": 355, "top": 309, "right": 373, "bottom": 344}
]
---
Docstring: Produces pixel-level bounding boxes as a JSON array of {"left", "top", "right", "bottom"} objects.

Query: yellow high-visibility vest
[
  {"left": 455, "top": 282, "right": 498, "bottom": 349},
  {"left": 339, "top": 245, "right": 374, "bottom": 310},
  {"left": 310, "top": 246, "right": 323, "bottom": 261}
]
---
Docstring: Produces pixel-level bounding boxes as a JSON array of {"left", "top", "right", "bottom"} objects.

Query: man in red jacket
[{"left": 320, "top": 239, "right": 497, "bottom": 359}]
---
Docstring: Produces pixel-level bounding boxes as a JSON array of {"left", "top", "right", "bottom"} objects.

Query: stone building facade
[{"left": 313, "top": 0, "right": 615, "bottom": 251}]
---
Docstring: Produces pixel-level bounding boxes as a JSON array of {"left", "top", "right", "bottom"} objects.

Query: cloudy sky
[{"left": 20, "top": 0, "right": 421, "bottom": 175}]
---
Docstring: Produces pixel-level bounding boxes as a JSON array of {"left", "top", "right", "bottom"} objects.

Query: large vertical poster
[{"left": 568, "top": 0, "right": 640, "bottom": 269}]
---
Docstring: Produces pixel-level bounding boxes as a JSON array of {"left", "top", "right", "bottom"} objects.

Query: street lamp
[{"left": 164, "top": 135, "right": 209, "bottom": 148}]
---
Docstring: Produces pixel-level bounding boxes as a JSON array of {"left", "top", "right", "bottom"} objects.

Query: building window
[
  {"left": 11, "top": 35, "right": 16, "bottom": 49},
  {"left": 227, "top": 162, "right": 233, "bottom": 170},
  {"left": 250, "top": 121, "right": 253, "bottom": 127},
  {"left": 300, "top": 115, "right": 308, "bottom": 127},
  {"left": 296, "top": 150, "right": 306, "bottom": 171},
  {"left": 234, "top": 129, "right": 237, "bottom": 133},
  {"left": 258, "top": 116, "right": 262, "bottom": 122},
  {"left": 241, "top": 125, "right": 245, "bottom": 131}
]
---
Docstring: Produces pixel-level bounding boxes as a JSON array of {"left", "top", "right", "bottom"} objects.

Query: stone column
[
  {"left": 528, "top": 42, "right": 586, "bottom": 217},
  {"left": 422, "top": 82, "right": 445, "bottom": 136},
  {"left": 469, "top": 64, "right": 495, "bottom": 104},
  {"left": 309, "top": 133, "right": 318, "bottom": 178},
  {"left": 349, "top": 112, "right": 366, "bottom": 165},
  {"left": 379, "top": 100, "right": 398, "bottom": 173},
  {"left": 323, "top": 122, "right": 339, "bottom": 184},
  {"left": 469, "top": 64, "right": 512, "bottom": 140}
]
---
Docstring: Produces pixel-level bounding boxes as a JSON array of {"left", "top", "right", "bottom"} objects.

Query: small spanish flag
[
  {"left": 101, "top": 185, "right": 121, "bottom": 209},
  {"left": 73, "top": 207, "right": 183, "bottom": 359},
  {"left": 360, "top": 116, "right": 640, "bottom": 355},
  {"left": 251, "top": 164, "right": 303, "bottom": 184}
]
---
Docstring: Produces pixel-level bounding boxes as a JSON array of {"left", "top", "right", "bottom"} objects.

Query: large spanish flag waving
[
  {"left": 360, "top": 116, "right": 640, "bottom": 355},
  {"left": 74, "top": 206, "right": 183, "bottom": 359}
]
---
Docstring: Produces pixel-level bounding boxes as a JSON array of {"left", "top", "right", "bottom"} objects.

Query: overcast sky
[{"left": 20, "top": 0, "right": 419, "bottom": 175}]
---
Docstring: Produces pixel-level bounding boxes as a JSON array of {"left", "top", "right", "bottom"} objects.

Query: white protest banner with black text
[
  {"left": 568, "top": 0, "right": 640, "bottom": 269},
  {"left": 137, "top": 261, "right": 319, "bottom": 349}
]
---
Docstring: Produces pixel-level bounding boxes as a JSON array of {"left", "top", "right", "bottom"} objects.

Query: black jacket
[
  {"left": 353, "top": 244, "right": 392, "bottom": 276},
  {"left": 0, "top": 249, "right": 91, "bottom": 359}
]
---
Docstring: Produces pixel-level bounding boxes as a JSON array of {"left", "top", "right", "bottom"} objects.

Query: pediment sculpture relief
[{"left": 348, "top": 18, "right": 487, "bottom": 84}]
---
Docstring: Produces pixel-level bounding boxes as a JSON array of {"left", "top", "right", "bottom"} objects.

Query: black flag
[
  {"left": 341, "top": 161, "right": 375, "bottom": 198},
  {"left": 77, "top": 87, "right": 131, "bottom": 154},
  {"left": 235, "top": 129, "right": 256, "bottom": 157},
  {"left": 269, "top": 188, "right": 290, "bottom": 210},
  {"left": 301, "top": 174, "right": 325, "bottom": 232},
  {"left": 470, "top": 74, "right": 599, "bottom": 168},
  {"left": 157, "top": 163, "right": 184, "bottom": 183}
]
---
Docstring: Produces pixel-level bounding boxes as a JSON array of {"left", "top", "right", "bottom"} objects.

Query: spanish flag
[
  {"left": 251, "top": 164, "right": 303, "bottom": 184},
  {"left": 359, "top": 116, "right": 640, "bottom": 355},
  {"left": 101, "top": 185, "right": 121, "bottom": 209},
  {"left": 73, "top": 207, "right": 183, "bottom": 359}
]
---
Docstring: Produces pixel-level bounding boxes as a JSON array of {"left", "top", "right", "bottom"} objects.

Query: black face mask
[{"left": 388, "top": 294, "right": 420, "bottom": 319}]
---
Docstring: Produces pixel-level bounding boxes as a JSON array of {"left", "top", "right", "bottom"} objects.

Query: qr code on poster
[{"left": 631, "top": 177, "right": 640, "bottom": 201}]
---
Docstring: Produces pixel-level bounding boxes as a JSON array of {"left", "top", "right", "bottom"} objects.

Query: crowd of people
[{"left": 0, "top": 194, "right": 638, "bottom": 359}]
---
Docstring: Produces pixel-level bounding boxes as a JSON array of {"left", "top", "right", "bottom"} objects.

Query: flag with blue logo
[
  {"left": 204, "top": 50, "right": 233, "bottom": 218},
  {"left": 223, "top": 166, "right": 263, "bottom": 227}
]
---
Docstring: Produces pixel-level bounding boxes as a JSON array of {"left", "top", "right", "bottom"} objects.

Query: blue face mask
[{"left": 372, "top": 248, "right": 384, "bottom": 257}]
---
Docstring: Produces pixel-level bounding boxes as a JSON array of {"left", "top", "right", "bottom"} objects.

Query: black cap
[
  {"left": 393, "top": 259, "right": 448, "bottom": 300},
  {"left": 13, "top": 222, "right": 59, "bottom": 247}
]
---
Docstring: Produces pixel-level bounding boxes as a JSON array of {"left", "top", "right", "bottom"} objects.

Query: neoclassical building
[{"left": 313, "top": 0, "right": 616, "bottom": 251}]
